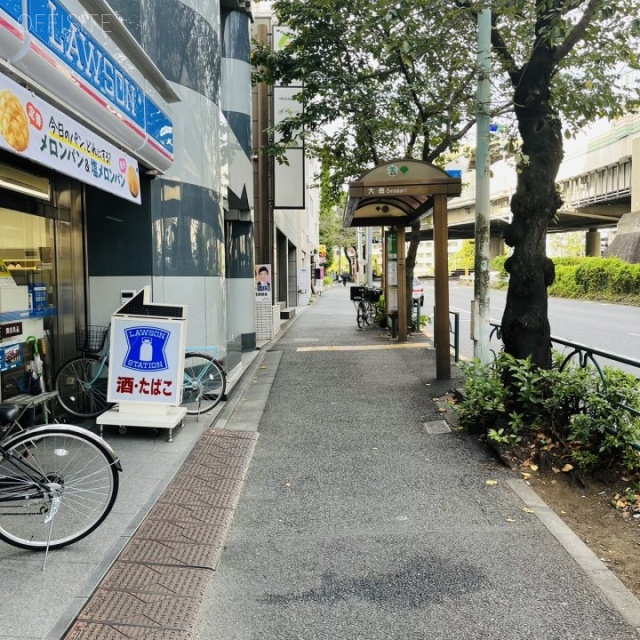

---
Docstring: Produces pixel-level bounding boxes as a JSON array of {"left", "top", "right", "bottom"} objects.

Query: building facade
[
  {"left": 0, "top": 0, "right": 256, "bottom": 401},
  {"left": 252, "top": 10, "right": 320, "bottom": 338}
]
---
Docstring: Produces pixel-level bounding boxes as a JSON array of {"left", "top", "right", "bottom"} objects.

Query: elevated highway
[{"left": 419, "top": 113, "right": 640, "bottom": 249}]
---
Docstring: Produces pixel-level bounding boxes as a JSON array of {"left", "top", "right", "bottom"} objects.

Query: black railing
[{"left": 431, "top": 307, "right": 460, "bottom": 362}]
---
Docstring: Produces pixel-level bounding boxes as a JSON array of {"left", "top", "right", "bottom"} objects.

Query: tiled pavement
[{"left": 64, "top": 429, "right": 258, "bottom": 639}]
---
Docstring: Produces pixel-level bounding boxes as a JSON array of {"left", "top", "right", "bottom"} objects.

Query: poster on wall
[
  {"left": 0, "top": 343, "right": 22, "bottom": 372},
  {"left": 0, "top": 73, "right": 141, "bottom": 203},
  {"left": 255, "top": 264, "right": 272, "bottom": 303}
]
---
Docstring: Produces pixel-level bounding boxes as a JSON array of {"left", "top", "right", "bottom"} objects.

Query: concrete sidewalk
[
  {"left": 194, "top": 285, "right": 640, "bottom": 639},
  {"left": 5, "top": 284, "right": 640, "bottom": 639},
  {"left": 0, "top": 342, "right": 264, "bottom": 640}
]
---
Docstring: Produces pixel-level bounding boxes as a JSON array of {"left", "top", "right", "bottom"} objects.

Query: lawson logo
[
  {"left": 123, "top": 326, "right": 170, "bottom": 372},
  {"left": 29, "top": 0, "right": 144, "bottom": 126}
]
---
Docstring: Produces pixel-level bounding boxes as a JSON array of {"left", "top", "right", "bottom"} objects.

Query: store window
[{"left": 0, "top": 208, "right": 57, "bottom": 400}]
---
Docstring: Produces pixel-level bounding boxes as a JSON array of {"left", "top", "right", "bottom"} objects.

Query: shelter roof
[{"left": 344, "top": 160, "right": 462, "bottom": 228}]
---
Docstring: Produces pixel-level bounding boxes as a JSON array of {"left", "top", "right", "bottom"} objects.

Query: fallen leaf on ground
[{"left": 562, "top": 464, "right": 574, "bottom": 473}]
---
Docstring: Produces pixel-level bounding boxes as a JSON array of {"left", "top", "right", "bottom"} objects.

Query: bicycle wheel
[
  {"left": 182, "top": 353, "right": 226, "bottom": 415},
  {"left": 55, "top": 356, "right": 110, "bottom": 418},
  {"left": 366, "top": 302, "right": 376, "bottom": 325},
  {"left": 0, "top": 427, "right": 119, "bottom": 550},
  {"left": 357, "top": 302, "right": 367, "bottom": 329}
]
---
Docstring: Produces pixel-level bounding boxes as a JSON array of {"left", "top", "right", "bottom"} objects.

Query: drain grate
[
  {"left": 76, "top": 589, "right": 202, "bottom": 629},
  {"left": 99, "top": 564, "right": 211, "bottom": 597},
  {"left": 158, "top": 486, "right": 242, "bottom": 508},
  {"left": 118, "top": 538, "right": 225, "bottom": 569},
  {"left": 65, "top": 621, "right": 193, "bottom": 639}
]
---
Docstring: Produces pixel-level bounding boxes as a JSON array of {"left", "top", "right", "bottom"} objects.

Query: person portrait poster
[{"left": 255, "top": 264, "right": 272, "bottom": 302}]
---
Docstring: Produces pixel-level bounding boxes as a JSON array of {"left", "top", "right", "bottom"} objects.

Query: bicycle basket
[
  {"left": 76, "top": 325, "right": 109, "bottom": 354},
  {"left": 364, "top": 287, "right": 382, "bottom": 303}
]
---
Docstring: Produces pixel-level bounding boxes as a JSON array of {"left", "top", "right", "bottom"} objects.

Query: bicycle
[
  {"left": 54, "top": 326, "right": 226, "bottom": 419},
  {"left": 351, "top": 286, "right": 382, "bottom": 329},
  {"left": 181, "top": 347, "right": 226, "bottom": 416},
  {"left": 0, "top": 403, "right": 121, "bottom": 554}
]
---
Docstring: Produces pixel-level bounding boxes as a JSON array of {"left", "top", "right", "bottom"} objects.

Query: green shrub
[
  {"left": 548, "top": 257, "right": 640, "bottom": 303},
  {"left": 491, "top": 255, "right": 508, "bottom": 278},
  {"left": 456, "top": 353, "right": 640, "bottom": 473}
]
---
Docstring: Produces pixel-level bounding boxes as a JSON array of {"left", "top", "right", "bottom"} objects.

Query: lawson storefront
[
  {"left": 0, "top": 0, "right": 175, "bottom": 398},
  {"left": 0, "top": 0, "right": 257, "bottom": 401}
]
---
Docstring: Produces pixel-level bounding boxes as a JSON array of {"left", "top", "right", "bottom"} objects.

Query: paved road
[
  {"left": 194, "top": 284, "right": 640, "bottom": 640},
  {"left": 425, "top": 280, "right": 640, "bottom": 373}
]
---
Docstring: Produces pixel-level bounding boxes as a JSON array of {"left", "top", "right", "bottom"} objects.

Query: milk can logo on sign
[{"left": 123, "top": 326, "right": 170, "bottom": 371}]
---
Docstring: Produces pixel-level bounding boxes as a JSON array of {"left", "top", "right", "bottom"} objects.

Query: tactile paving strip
[{"left": 63, "top": 429, "right": 258, "bottom": 639}]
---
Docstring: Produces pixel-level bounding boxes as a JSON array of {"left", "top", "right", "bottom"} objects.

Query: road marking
[{"left": 297, "top": 343, "right": 431, "bottom": 352}]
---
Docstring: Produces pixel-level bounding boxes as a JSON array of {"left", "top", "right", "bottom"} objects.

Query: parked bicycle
[
  {"left": 350, "top": 286, "right": 382, "bottom": 329},
  {"left": 0, "top": 404, "right": 120, "bottom": 553},
  {"left": 54, "top": 326, "right": 226, "bottom": 419}
]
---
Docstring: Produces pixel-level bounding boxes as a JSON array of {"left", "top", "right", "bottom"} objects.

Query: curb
[{"left": 508, "top": 479, "right": 640, "bottom": 633}]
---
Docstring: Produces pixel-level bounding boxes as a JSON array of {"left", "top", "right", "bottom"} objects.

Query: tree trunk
[
  {"left": 406, "top": 222, "right": 421, "bottom": 328},
  {"left": 501, "top": 57, "right": 563, "bottom": 369}
]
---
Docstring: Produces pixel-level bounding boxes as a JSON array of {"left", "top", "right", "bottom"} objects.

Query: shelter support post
[
  {"left": 397, "top": 225, "right": 407, "bottom": 342},
  {"left": 433, "top": 194, "right": 451, "bottom": 379}
]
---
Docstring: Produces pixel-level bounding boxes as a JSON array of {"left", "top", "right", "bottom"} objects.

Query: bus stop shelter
[{"left": 343, "top": 160, "right": 462, "bottom": 379}]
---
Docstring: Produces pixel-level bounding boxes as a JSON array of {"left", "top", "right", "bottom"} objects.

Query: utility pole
[{"left": 472, "top": 6, "right": 491, "bottom": 363}]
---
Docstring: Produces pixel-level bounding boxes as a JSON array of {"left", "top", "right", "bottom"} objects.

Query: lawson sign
[
  {"left": 0, "top": 0, "right": 174, "bottom": 171},
  {"left": 108, "top": 317, "right": 185, "bottom": 406}
]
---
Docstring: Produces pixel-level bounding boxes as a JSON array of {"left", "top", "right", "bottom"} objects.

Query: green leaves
[{"left": 456, "top": 352, "right": 640, "bottom": 474}]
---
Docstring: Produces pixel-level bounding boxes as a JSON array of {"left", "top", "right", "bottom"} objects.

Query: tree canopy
[{"left": 253, "top": 0, "right": 640, "bottom": 365}]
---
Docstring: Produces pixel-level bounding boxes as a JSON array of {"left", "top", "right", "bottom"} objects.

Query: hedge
[{"left": 489, "top": 256, "right": 640, "bottom": 304}]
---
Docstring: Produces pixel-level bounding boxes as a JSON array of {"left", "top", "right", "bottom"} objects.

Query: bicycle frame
[{"left": 86, "top": 353, "right": 109, "bottom": 387}]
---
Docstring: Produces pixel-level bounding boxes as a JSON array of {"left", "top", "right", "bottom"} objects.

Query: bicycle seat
[{"left": 0, "top": 404, "right": 20, "bottom": 424}]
